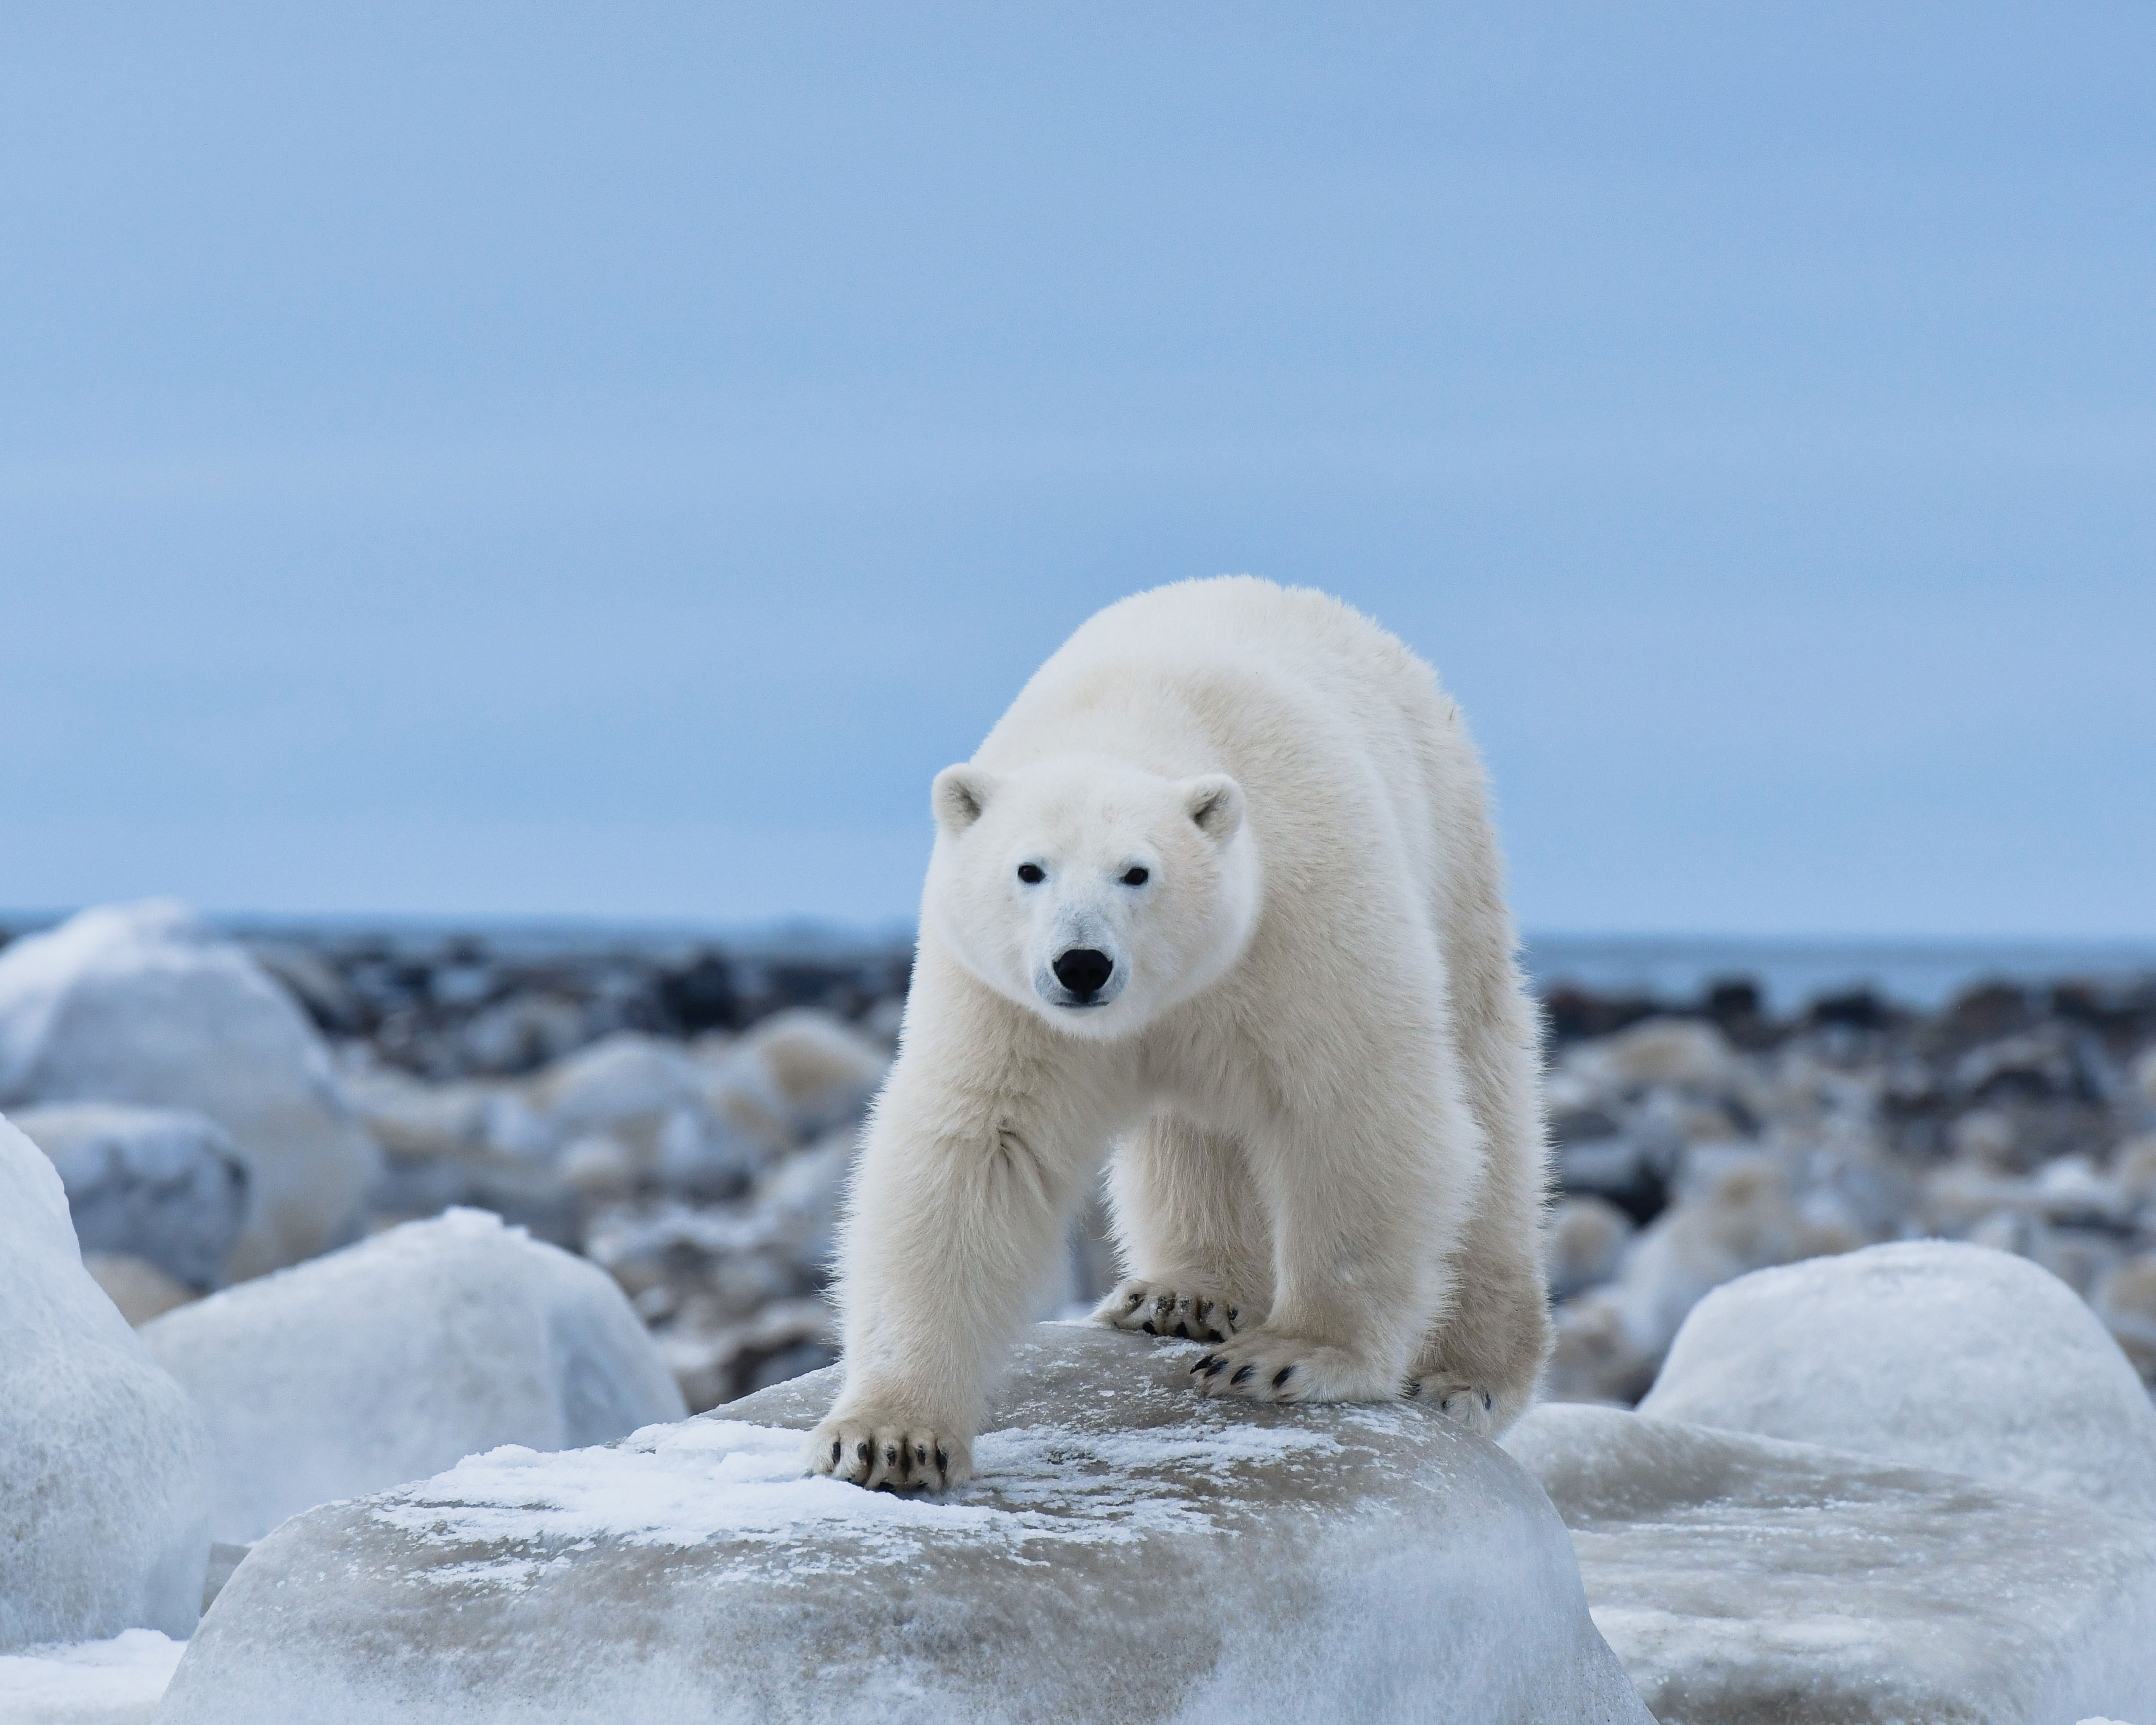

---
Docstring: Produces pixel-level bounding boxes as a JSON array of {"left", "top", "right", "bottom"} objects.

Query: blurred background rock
[{"left": 4, "top": 903, "right": 2154, "bottom": 1414}]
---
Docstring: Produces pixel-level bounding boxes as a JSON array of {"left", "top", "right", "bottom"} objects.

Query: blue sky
[{"left": 4, "top": 4, "right": 2152, "bottom": 936}]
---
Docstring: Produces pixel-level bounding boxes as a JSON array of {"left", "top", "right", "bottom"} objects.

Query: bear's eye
[
  {"left": 1121, "top": 867, "right": 1150, "bottom": 886},
  {"left": 1017, "top": 863, "right": 1045, "bottom": 884}
]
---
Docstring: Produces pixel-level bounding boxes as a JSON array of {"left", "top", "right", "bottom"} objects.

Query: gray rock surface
[
  {"left": 0, "top": 902, "right": 381, "bottom": 1279},
  {"left": 1505, "top": 1402, "right": 2156, "bottom": 1725},
  {"left": 142, "top": 1209, "right": 687, "bottom": 1545},
  {"left": 0, "top": 1114, "right": 210, "bottom": 1649},
  {"left": 12, "top": 1102, "right": 248, "bottom": 1291},
  {"left": 161, "top": 1324, "right": 1649, "bottom": 1725}
]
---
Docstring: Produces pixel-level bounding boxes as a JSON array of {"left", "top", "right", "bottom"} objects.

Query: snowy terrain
[{"left": 4, "top": 901, "right": 2156, "bottom": 1722}]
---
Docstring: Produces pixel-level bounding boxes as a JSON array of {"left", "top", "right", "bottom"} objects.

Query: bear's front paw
[
  {"left": 1188, "top": 1332, "right": 1400, "bottom": 1404},
  {"left": 1405, "top": 1375, "right": 1497, "bottom": 1435},
  {"left": 806, "top": 1414, "right": 972, "bottom": 1493},
  {"left": 1093, "top": 1279, "right": 1243, "bottom": 1344}
]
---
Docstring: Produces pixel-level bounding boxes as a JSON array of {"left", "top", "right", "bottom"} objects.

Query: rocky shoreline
[{"left": 5, "top": 911, "right": 2154, "bottom": 1414}]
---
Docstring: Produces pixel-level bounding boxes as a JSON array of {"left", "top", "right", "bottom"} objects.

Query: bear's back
[{"left": 981, "top": 577, "right": 1470, "bottom": 913}]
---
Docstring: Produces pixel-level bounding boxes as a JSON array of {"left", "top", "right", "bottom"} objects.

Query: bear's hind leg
[
  {"left": 1405, "top": 1168, "right": 1552, "bottom": 1436},
  {"left": 1094, "top": 1113, "right": 1271, "bottom": 1346}
]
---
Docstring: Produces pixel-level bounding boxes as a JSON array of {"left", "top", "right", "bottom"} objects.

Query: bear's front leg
[
  {"left": 807, "top": 995, "right": 1116, "bottom": 1491},
  {"left": 1193, "top": 1092, "right": 1475, "bottom": 1407}
]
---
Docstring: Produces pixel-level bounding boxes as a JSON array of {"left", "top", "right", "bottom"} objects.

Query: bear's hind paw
[
  {"left": 1405, "top": 1376, "right": 1498, "bottom": 1435},
  {"left": 1093, "top": 1279, "right": 1242, "bottom": 1344}
]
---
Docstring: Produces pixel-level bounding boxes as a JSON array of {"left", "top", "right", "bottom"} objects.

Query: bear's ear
[
  {"left": 932, "top": 765, "right": 997, "bottom": 835},
  {"left": 1181, "top": 774, "right": 1245, "bottom": 844}
]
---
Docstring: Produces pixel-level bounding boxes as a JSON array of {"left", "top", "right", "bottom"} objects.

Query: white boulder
[
  {"left": 158, "top": 1325, "right": 1649, "bottom": 1725},
  {"left": 1506, "top": 1402, "right": 2156, "bottom": 1725},
  {"left": 0, "top": 1115, "right": 210, "bottom": 1648},
  {"left": 12, "top": 1102, "right": 248, "bottom": 1291},
  {"left": 140, "top": 1209, "right": 686, "bottom": 1544},
  {"left": 1638, "top": 1239, "right": 2156, "bottom": 1517},
  {"left": 1546, "top": 1153, "right": 1855, "bottom": 1404},
  {"left": 0, "top": 1628, "right": 187, "bottom": 1725},
  {"left": 0, "top": 902, "right": 381, "bottom": 1279}
]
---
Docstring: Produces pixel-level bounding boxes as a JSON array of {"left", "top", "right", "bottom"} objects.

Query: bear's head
[{"left": 924, "top": 755, "right": 1260, "bottom": 1039}]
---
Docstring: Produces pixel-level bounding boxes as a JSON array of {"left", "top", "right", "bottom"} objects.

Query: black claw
[
  {"left": 934, "top": 1447, "right": 950, "bottom": 1480},
  {"left": 1204, "top": 1328, "right": 1225, "bottom": 1343},
  {"left": 1226, "top": 1307, "right": 1240, "bottom": 1324},
  {"left": 1231, "top": 1363, "right": 1257, "bottom": 1386},
  {"left": 915, "top": 1444, "right": 929, "bottom": 1464},
  {"left": 1482, "top": 1390, "right": 1493, "bottom": 1411},
  {"left": 884, "top": 1444, "right": 898, "bottom": 1466},
  {"left": 831, "top": 1438, "right": 843, "bottom": 1462},
  {"left": 1403, "top": 1379, "right": 1422, "bottom": 1399},
  {"left": 1192, "top": 1353, "right": 1217, "bottom": 1373},
  {"left": 1125, "top": 1291, "right": 1145, "bottom": 1309},
  {"left": 1203, "top": 1357, "right": 1229, "bottom": 1377},
  {"left": 855, "top": 1441, "right": 870, "bottom": 1462},
  {"left": 1273, "top": 1366, "right": 1295, "bottom": 1389},
  {"left": 1172, "top": 1321, "right": 1191, "bottom": 1338},
  {"left": 1140, "top": 1320, "right": 1157, "bottom": 1335}
]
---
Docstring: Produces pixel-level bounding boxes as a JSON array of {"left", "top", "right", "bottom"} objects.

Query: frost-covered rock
[
  {"left": 159, "top": 1325, "right": 1650, "bottom": 1725},
  {"left": 0, "top": 1115, "right": 209, "bottom": 1648},
  {"left": 140, "top": 1209, "right": 687, "bottom": 1544},
  {"left": 1505, "top": 1402, "right": 2156, "bottom": 1725},
  {"left": 1639, "top": 1240, "right": 2156, "bottom": 1518},
  {"left": 0, "top": 1628, "right": 187, "bottom": 1725},
  {"left": 0, "top": 903, "right": 381, "bottom": 1279},
  {"left": 1546, "top": 1154, "right": 1855, "bottom": 1404},
  {"left": 80, "top": 1254, "right": 201, "bottom": 1326},
  {"left": 1548, "top": 1195, "right": 1636, "bottom": 1302},
  {"left": 12, "top": 1102, "right": 247, "bottom": 1291},
  {"left": 736, "top": 1008, "right": 889, "bottom": 1137}
]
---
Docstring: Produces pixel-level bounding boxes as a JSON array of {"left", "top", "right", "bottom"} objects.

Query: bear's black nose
[{"left": 1052, "top": 948, "right": 1114, "bottom": 999}]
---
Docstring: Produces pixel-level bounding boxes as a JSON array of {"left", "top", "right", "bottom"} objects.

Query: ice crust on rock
[
  {"left": 0, "top": 1116, "right": 210, "bottom": 1649},
  {"left": 12, "top": 1102, "right": 248, "bottom": 1292},
  {"left": 0, "top": 902, "right": 381, "bottom": 1279},
  {"left": 140, "top": 1208, "right": 687, "bottom": 1544},
  {"left": 1505, "top": 1402, "right": 2156, "bottom": 1725},
  {"left": 159, "top": 1323, "right": 1650, "bottom": 1725},
  {"left": 1639, "top": 1239, "right": 2156, "bottom": 1517}
]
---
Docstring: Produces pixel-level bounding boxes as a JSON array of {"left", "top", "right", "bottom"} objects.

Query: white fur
[{"left": 810, "top": 578, "right": 1552, "bottom": 1492}]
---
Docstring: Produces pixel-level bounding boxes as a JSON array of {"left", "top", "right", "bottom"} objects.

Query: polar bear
[{"left": 809, "top": 577, "right": 1551, "bottom": 1491}]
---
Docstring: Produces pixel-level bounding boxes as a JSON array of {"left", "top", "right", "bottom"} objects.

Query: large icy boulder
[
  {"left": 11, "top": 1102, "right": 248, "bottom": 1292},
  {"left": 1638, "top": 1239, "right": 2156, "bottom": 1517},
  {"left": 0, "top": 1115, "right": 210, "bottom": 1648},
  {"left": 140, "top": 1209, "right": 687, "bottom": 1544},
  {"left": 0, "top": 902, "right": 382, "bottom": 1280},
  {"left": 1506, "top": 1402, "right": 2156, "bottom": 1725},
  {"left": 159, "top": 1324, "right": 1650, "bottom": 1725}
]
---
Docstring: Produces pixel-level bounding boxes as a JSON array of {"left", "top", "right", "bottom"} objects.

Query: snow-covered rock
[
  {"left": 0, "top": 903, "right": 381, "bottom": 1279},
  {"left": 158, "top": 1324, "right": 1650, "bottom": 1725},
  {"left": 1639, "top": 1240, "right": 2156, "bottom": 1518},
  {"left": 1548, "top": 1195, "right": 1636, "bottom": 1302},
  {"left": 0, "top": 1115, "right": 209, "bottom": 1649},
  {"left": 12, "top": 1102, "right": 248, "bottom": 1290},
  {"left": 140, "top": 1209, "right": 687, "bottom": 1544},
  {"left": 1505, "top": 1402, "right": 2156, "bottom": 1725},
  {"left": 0, "top": 1628, "right": 187, "bottom": 1725},
  {"left": 80, "top": 1254, "right": 201, "bottom": 1326},
  {"left": 1545, "top": 1153, "right": 1855, "bottom": 1403},
  {"left": 736, "top": 1007, "right": 889, "bottom": 1137}
]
